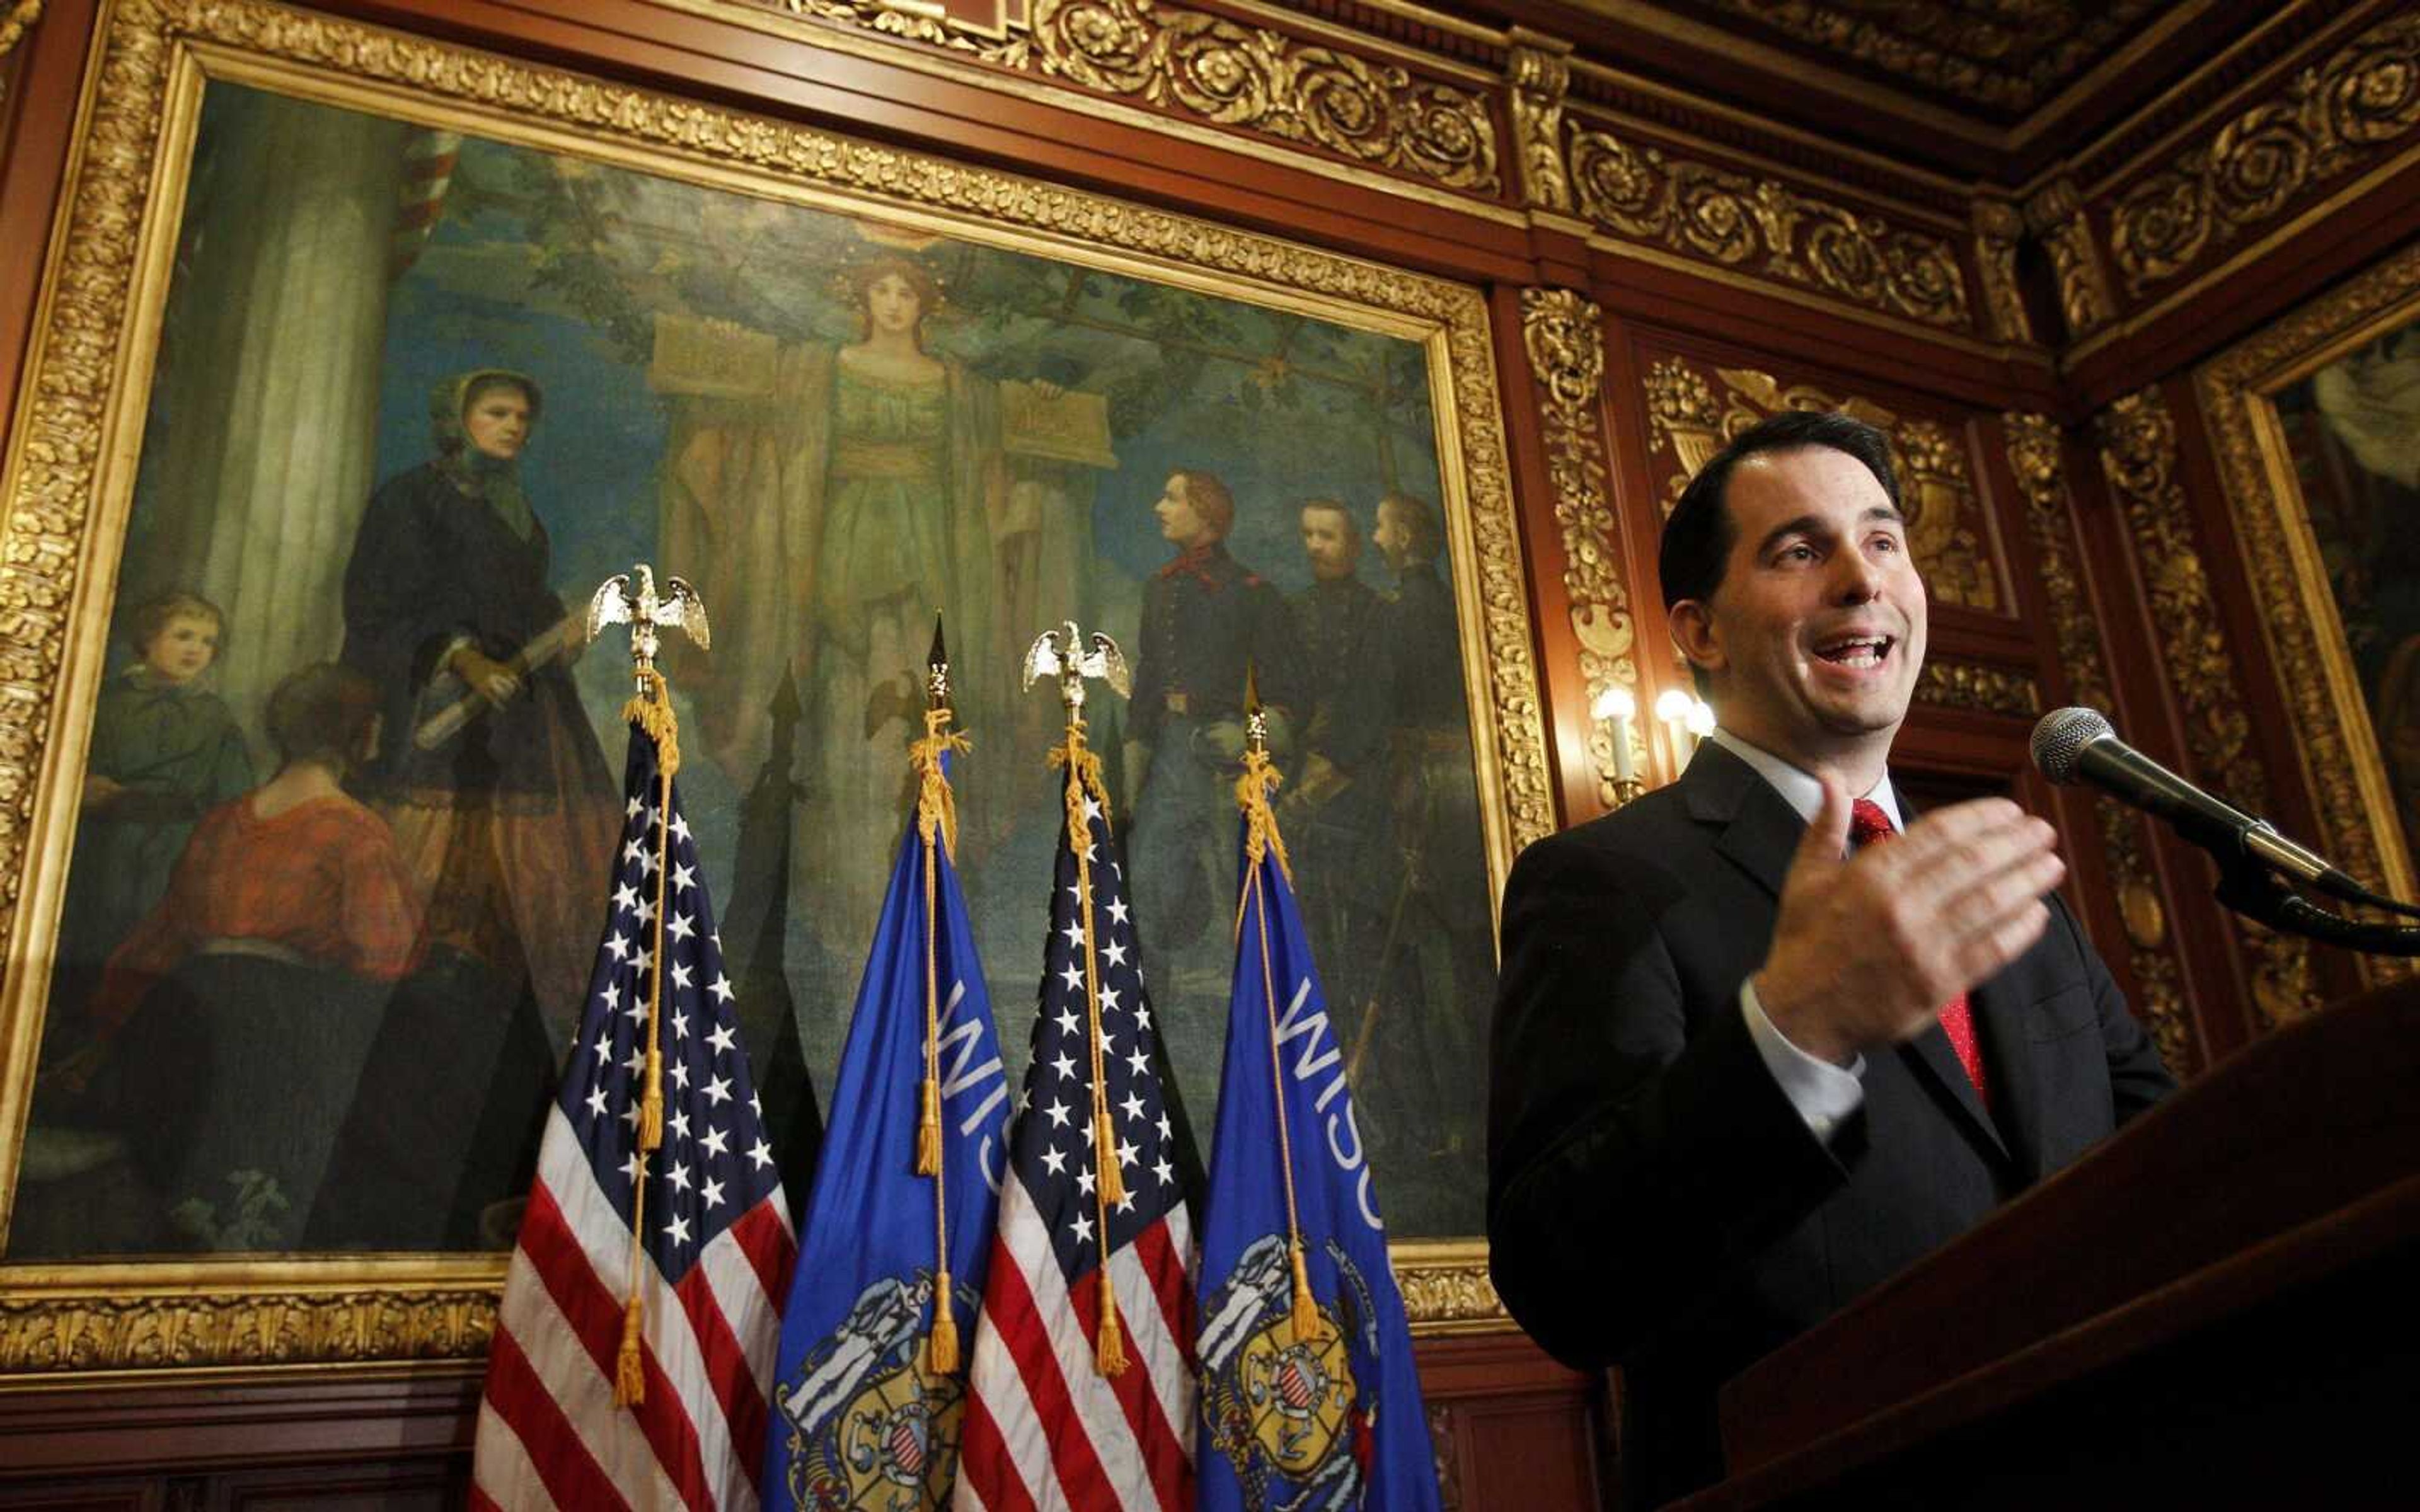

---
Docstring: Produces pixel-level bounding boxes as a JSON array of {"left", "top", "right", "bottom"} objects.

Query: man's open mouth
[{"left": 1813, "top": 634, "right": 1894, "bottom": 669}]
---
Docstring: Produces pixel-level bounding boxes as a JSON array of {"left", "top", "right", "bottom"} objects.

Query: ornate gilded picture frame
[
  {"left": 2198, "top": 241, "right": 2420, "bottom": 980},
  {"left": 0, "top": 0, "right": 1548, "bottom": 1375}
]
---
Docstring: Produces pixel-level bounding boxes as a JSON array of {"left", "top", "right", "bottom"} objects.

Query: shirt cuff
[{"left": 1741, "top": 978, "right": 1865, "bottom": 1142}]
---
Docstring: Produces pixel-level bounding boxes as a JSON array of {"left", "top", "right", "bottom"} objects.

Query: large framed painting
[
  {"left": 2199, "top": 242, "right": 2420, "bottom": 985},
  {"left": 0, "top": 0, "right": 1552, "bottom": 1372}
]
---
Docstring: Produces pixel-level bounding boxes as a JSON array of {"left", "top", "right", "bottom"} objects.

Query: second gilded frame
[{"left": 2198, "top": 241, "right": 2420, "bottom": 982}]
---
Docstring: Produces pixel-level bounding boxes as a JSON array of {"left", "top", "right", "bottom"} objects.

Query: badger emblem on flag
[
  {"left": 1197, "top": 1234, "right": 1380, "bottom": 1507},
  {"left": 777, "top": 1271, "right": 974, "bottom": 1511}
]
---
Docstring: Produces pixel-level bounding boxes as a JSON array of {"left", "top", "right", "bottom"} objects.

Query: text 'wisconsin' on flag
[
  {"left": 764, "top": 637, "right": 1015, "bottom": 1511},
  {"left": 1192, "top": 732, "right": 1442, "bottom": 1512},
  {"left": 474, "top": 671, "right": 797, "bottom": 1512}
]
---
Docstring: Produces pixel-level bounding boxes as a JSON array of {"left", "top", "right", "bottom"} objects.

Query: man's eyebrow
[{"left": 1754, "top": 505, "right": 1905, "bottom": 556}]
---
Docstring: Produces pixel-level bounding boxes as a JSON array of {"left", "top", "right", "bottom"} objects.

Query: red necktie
[{"left": 1850, "top": 798, "right": 1990, "bottom": 1105}]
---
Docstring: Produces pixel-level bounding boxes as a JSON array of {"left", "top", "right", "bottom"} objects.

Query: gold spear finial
[{"left": 925, "top": 612, "right": 950, "bottom": 709}]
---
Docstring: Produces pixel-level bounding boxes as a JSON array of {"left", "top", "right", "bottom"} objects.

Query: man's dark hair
[{"left": 1657, "top": 410, "right": 1900, "bottom": 614}]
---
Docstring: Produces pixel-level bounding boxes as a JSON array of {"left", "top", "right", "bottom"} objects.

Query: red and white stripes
[{"left": 474, "top": 1106, "right": 796, "bottom": 1512}]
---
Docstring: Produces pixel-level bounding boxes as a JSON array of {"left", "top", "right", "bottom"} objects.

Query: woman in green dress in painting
[{"left": 658, "top": 250, "right": 1087, "bottom": 966}]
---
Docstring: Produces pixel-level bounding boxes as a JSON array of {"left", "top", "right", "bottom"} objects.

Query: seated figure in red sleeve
[{"left": 89, "top": 662, "right": 423, "bottom": 1251}]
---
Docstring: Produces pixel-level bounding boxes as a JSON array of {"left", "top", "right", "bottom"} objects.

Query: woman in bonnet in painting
[
  {"left": 337, "top": 367, "right": 619, "bottom": 1044},
  {"left": 305, "top": 368, "right": 623, "bottom": 1248}
]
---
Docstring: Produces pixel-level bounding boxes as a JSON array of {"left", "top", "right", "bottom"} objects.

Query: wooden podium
[{"left": 1674, "top": 977, "right": 2420, "bottom": 1509}]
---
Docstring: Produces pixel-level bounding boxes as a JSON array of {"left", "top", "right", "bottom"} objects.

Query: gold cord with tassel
[
  {"left": 613, "top": 668, "right": 685, "bottom": 1406},
  {"left": 910, "top": 704, "right": 972, "bottom": 1372},
  {"left": 911, "top": 708, "right": 969, "bottom": 1179},
  {"left": 1238, "top": 747, "right": 1323, "bottom": 1341},
  {"left": 1050, "top": 723, "right": 1129, "bottom": 1373},
  {"left": 1095, "top": 1269, "right": 1128, "bottom": 1376}
]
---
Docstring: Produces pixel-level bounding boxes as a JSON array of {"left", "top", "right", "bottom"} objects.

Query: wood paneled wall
[{"left": 3, "top": 0, "right": 2416, "bottom": 1503}]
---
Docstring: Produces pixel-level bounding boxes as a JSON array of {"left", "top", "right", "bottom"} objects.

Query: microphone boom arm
[{"left": 2208, "top": 847, "right": 2420, "bottom": 958}]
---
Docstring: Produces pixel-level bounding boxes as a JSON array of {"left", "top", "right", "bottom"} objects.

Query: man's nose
[{"left": 1829, "top": 548, "right": 1884, "bottom": 602}]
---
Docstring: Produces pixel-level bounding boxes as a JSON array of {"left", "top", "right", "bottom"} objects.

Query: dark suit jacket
[{"left": 1486, "top": 742, "right": 2175, "bottom": 1508}]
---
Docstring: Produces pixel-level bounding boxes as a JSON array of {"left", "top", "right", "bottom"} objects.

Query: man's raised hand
[{"left": 1753, "top": 779, "right": 2065, "bottom": 1066}]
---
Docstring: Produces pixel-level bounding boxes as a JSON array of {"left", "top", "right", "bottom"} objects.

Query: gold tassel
[
  {"left": 614, "top": 1296, "right": 647, "bottom": 1406},
  {"left": 621, "top": 670, "right": 681, "bottom": 777},
  {"left": 1231, "top": 750, "right": 1293, "bottom": 885},
  {"left": 1094, "top": 1269, "right": 1127, "bottom": 1377},
  {"left": 927, "top": 1273, "right": 961, "bottom": 1375},
  {"left": 1289, "top": 1239, "right": 1322, "bottom": 1339},
  {"left": 916, "top": 1074, "right": 943, "bottom": 1176},
  {"left": 638, "top": 1046, "right": 664, "bottom": 1150},
  {"left": 1094, "top": 1106, "right": 1127, "bottom": 1205}
]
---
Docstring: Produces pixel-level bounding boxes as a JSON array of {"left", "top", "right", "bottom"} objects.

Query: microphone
[{"left": 2029, "top": 707, "right": 2400, "bottom": 911}]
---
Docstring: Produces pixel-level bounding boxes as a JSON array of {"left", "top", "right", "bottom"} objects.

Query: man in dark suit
[{"left": 1487, "top": 410, "right": 2174, "bottom": 1508}]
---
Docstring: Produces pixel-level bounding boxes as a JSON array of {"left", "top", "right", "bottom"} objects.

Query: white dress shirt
[{"left": 1705, "top": 727, "right": 1904, "bottom": 1143}]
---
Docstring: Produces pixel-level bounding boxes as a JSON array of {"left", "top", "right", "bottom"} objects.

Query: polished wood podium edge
[
  {"left": 1671, "top": 1172, "right": 2420, "bottom": 1508},
  {"left": 1710, "top": 975, "right": 2420, "bottom": 1474}
]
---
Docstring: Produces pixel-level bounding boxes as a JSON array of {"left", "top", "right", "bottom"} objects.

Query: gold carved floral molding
[
  {"left": 1506, "top": 30, "right": 1573, "bottom": 215},
  {"left": 0, "top": 0, "right": 1547, "bottom": 1368},
  {"left": 1640, "top": 355, "right": 2002, "bottom": 613},
  {"left": 1565, "top": 115, "right": 1975, "bottom": 333},
  {"left": 1970, "top": 196, "right": 2033, "bottom": 346},
  {"left": 2194, "top": 241, "right": 2420, "bottom": 987},
  {"left": 2024, "top": 176, "right": 2115, "bottom": 340},
  {"left": 1913, "top": 658, "right": 2038, "bottom": 719},
  {"left": 2002, "top": 412, "right": 2196, "bottom": 1073},
  {"left": 1520, "top": 287, "right": 1644, "bottom": 809},
  {"left": 1, "top": 0, "right": 42, "bottom": 60},
  {"left": 2094, "top": 388, "right": 2317, "bottom": 1028},
  {"left": 734, "top": 1, "right": 2022, "bottom": 345},
  {"left": 2107, "top": 11, "right": 2420, "bottom": 300},
  {"left": 1392, "top": 1243, "right": 1504, "bottom": 1337},
  {"left": 0, "top": 1276, "right": 498, "bottom": 1373},
  {"left": 772, "top": 0, "right": 1502, "bottom": 195}
]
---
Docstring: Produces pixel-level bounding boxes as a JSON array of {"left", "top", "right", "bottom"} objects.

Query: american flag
[
  {"left": 954, "top": 752, "right": 1197, "bottom": 1511},
  {"left": 474, "top": 718, "right": 797, "bottom": 1511}
]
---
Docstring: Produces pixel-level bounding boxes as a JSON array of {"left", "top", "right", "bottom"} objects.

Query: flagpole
[
  {"left": 1023, "top": 621, "right": 1136, "bottom": 1377},
  {"left": 585, "top": 565, "right": 711, "bottom": 1408},
  {"left": 911, "top": 614, "right": 971, "bottom": 1373},
  {"left": 1231, "top": 667, "right": 1322, "bottom": 1340}
]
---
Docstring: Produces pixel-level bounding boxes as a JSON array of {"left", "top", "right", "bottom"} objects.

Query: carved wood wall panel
[
  {"left": 2101, "top": 11, "right": 2420, "bottom": 304},
  {"left": 2093, "top": 387, "right": 2320, "bottom": 1030},
  {"left": 1632, "top": 344, "right": 2007, "bottom": 616},
  {"left": 2000, "top": 412, "right": 2198, "bottom": 1074}
]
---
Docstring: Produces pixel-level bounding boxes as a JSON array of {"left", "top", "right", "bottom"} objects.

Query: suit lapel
[
  {"left": 1969, "top": 975, "right": 2046, "bottom": 1183},
  {"left": 1900, "top": 1022, "right": 2009, "bottom": 1166},
  {"left": 1887, "top": 788, "right": 2015, "bottom": 1168},
  {"left": 1683, "top": 742, "right": 1804, "bottom": 901}
]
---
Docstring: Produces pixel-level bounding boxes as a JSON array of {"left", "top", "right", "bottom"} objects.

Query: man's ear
[{"left": 1668, "top": 598, "right": 1722, "bottom": 682}]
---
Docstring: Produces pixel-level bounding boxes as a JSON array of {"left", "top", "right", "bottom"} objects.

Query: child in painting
[
  {"left": 80, "top": 662, "right": 424, "bottom": 1251},
  {"left": 54, "top": 592, "right": 255, "bottom": 1005}
]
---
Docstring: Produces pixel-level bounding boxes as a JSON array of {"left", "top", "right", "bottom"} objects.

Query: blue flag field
[
  {"left": 762, "top": 731, "right": 1013, "bottom": 1511},
  {"left": 1193, "top": 760, "right": 1443, "bottom": 1511}
]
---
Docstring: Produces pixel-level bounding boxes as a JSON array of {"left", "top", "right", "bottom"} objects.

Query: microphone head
[{"left": 2031, "top": 706, "right": 2114, "bottom": 785}]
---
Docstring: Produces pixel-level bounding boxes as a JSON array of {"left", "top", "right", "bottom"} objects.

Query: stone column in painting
[{"left": 126, "top": 87, "right": 410, "bottom": 733}]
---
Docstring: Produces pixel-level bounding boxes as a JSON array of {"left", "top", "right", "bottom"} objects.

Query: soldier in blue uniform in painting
[
  {"left": 1123, "top": 469, "right": 1305, "bottom": 1094},
  {"left": 1283, "top": 498, "right": 1396, "bottom": 1029},
  {"left": 1368, "top": 491, "right": 1492, "bottom": 1181}
]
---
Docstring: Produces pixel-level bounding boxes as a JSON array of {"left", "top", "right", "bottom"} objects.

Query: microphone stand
[{"left": 2207, "top": 847, "right": 2420, "bottom": 958}]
